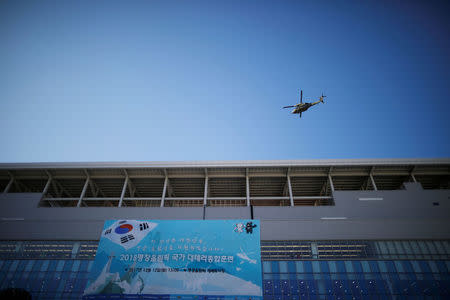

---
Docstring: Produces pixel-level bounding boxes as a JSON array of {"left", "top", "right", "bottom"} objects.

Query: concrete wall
[
  {"left": 257, "top": 183, "right": 450, "bottom": 240},
  {"left": 1, "top": 183, "right": 449, "bottom": 241}
]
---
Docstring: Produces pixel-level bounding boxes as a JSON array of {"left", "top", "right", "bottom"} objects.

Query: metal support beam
[
  {"left": 409, "top": 166, "right": 417, "bottom": 183},
  {"left": 167, "top": 181, "right": 175, "bottom": 197},
  {"left": 287, "top": 174, "right": 294, "bottom": 207},
  {"left": 203, "top": 169, "right": 208, "bottom": 206},
  {"left": 3, "top": 177, "right": 14, "bottom": 194},
  {"left": 42, "top": 172, "right": 57, "bottom": 207},
  {"left": 83, "top": 170, "right": 107, "bottom": 198},
  {"left": 7, "top": 171, "right": 21, "bottom": 193},
  {"left": 8, "top": 171, "right": 31, "bottom": 193},
  {"left": 47, "top": 170, "right": 72, "bottom": 198},
  {"left": 118, "top": 176, "right": 128, "bottom": 207},
  {"left": 282, "top": 183, "right": 289, "bottom": 197},
  {"left": 163, "top": 169, "right": 175, "bottom": 197},
  {"left": 246, "top": 168, "right": 250, "bottom": 207},
  {"left": 165, "top": 197, "right": 203, "bottom": 201},
  {"left": 41, "top": 175, "right": 52, "bottom": 197},
  {"left": 56, "top": 180, "right": 72, "bottom": 197},
  {"left": 77, "top": 175, "right": 90, "bottom": 207},
  {"left": 161, "top": 176, "right": 168, "bottom": 207},
  {"left": 92, "top": 179, "right": 104, "bottom": 197},
  {"left": 328, "top": 174, "right": 335, "bottom": 193},
  {"left": 84, "top": 170, "right": 98, "bottom": 197},
  {"left": 51, "top": 180, "right": 60, "bottom": 197},
  {"left": 369, "top": 172, "right": 378, "bottom": 191},
  {"left": 319, "top": 176, "right": 329, "bottom": 196},
  {"left": 282, "top": 168, "right": 290, "bottom": 196},
  {"left": 45, "top": 170, "right": 58, "bottom": 197},
  {"left": 124, "top": 169, "right": 139, "bottom": 197},
  {"left": 125, "top": 170, "right": 133, "bottom": 197}
]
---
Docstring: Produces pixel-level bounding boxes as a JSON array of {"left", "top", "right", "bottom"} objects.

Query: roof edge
[{"left": 0, "top": 158, "right": 449, "bottom": 169}]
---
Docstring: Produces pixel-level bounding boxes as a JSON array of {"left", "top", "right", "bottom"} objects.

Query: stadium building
[{"left": 0, "top": 158, "right": 449, "bottom": 299}]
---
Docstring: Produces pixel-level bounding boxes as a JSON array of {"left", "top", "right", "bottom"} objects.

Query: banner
[{"left": 83, "top": 220, "right": 262, "bottom": 300}]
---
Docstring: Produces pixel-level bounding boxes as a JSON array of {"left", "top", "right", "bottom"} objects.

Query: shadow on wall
[{"left": 0, "top": 288, "right": 32, "bottom": 299}]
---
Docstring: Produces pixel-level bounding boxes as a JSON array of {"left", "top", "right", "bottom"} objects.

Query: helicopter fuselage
[{"left": 291, "top": 103, "right": 312, "bottom": 114}]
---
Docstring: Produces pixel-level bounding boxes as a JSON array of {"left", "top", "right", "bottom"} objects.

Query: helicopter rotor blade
[
  {"left": 283, "top": 105, "right": 295, "bottom": 108},
  {"left": 300, "top": 90, "right": 303, "bottom": 104}
]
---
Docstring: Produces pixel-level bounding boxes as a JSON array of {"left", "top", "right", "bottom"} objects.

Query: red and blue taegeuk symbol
[{"left": 115, "top": 224, "right": 133, "bottom": 234}]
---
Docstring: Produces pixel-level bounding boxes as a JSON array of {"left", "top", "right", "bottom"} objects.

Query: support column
[
  {"left": 328, "top": 174, "right": 335, "bottom": 193},
  {"left": 161, "top": 176, "right": 168, "bottom": 207},
  {"left": 409, "top": 166, "right": 417, "bottom": 183},
  {"left": 77, "top": 176, "right": 90, "bottom": 207},
  {"left": 124, "top": 170, "right": 138, "bottom": 198},
  {"left": 246, "top": 169, "right": 250, "bottom": 207},
  {"left": 203, "top": 175, "right": 208, "bottom": 206},
  {"left": 42, "top": 176, "right": 52, "bottom": 196},
  {"left": 287, "top": 175, "right": 294, "bottom": 207},
  {"left": 39, "top": 171, "right": 54, "bottom": 207},
  {"left": 3, "top": 177, "right": 14, "bottom": 194},
  {"left": 369, "top": 172, "right": 378, "bottom": 191},
  {"left": 118, "top": 176, "right": 128, "bottom": 207}
]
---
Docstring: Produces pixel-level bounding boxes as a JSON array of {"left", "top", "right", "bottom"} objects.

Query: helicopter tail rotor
[{"left": 320, "top": 93, "right": 326, "bottom": 103}]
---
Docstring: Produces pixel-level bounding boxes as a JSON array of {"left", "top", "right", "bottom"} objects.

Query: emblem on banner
[
  {"left": 234, "top": 223, "right": 244, "bottom": 233},
  {"left": 245, "top": 221, "right": 257, "bottom": 234},
  {"left": 235, "top": 222, "right": 257, "bottom": 234}
]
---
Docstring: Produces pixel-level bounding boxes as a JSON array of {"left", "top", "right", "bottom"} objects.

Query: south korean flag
[{"left": 102, "top": 220, "right": 157, "bottom": 250}]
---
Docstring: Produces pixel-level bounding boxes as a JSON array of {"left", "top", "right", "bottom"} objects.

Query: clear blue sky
[{"left": 1, "top": 0, "right": 449, "bottom": 162}]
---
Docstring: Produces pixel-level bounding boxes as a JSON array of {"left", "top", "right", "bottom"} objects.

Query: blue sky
[{"left": 1, "top": 0, "right": 449, "bottom": 162}]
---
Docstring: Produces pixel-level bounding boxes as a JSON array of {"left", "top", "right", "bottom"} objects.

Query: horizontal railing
[{"left": 41, "top": 196, "right": 334, "bottom": 207}]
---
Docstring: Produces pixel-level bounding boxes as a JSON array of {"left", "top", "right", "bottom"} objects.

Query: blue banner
[{"left": 83, "top": 220, "right": 262, "bottom": 300}]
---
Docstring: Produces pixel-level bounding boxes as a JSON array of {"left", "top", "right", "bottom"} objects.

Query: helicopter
[{"left": 283, "top": 90, "right": 326, "bottom": 118}]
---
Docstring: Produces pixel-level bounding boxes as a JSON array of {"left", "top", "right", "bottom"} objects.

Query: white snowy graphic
[
  {"left": 237, "top": 247, "right": 257, "bottom": 264},
  {"left": 84, "top": 261, "right": 262, "bottom": 296},
  {"left": 102, "top": 220, "right": 157, "bottom": 250}
]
